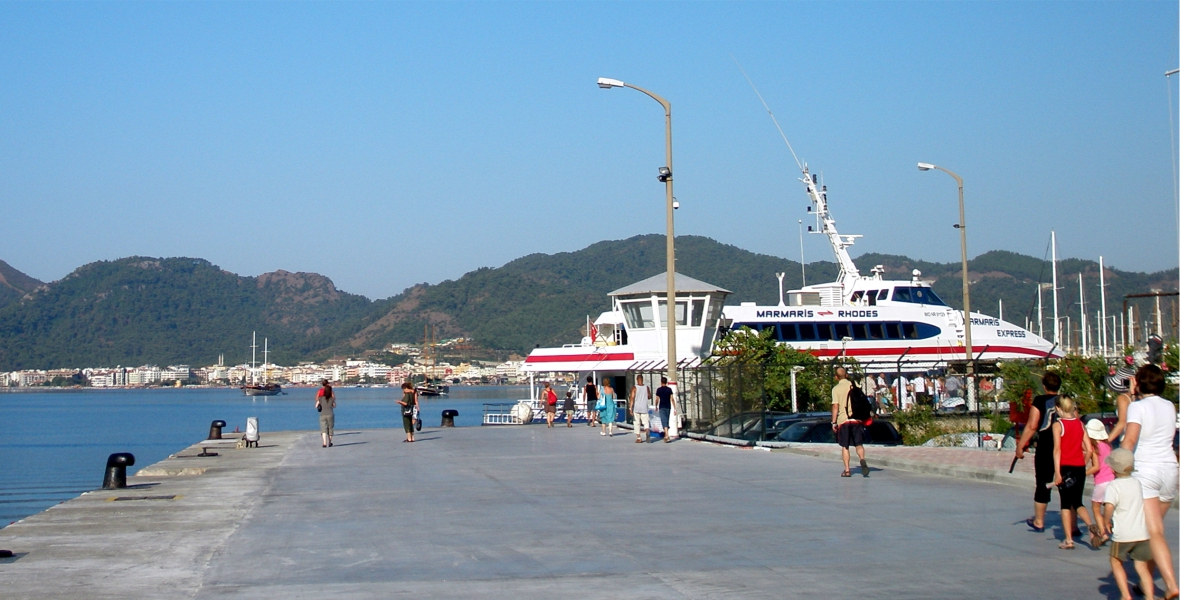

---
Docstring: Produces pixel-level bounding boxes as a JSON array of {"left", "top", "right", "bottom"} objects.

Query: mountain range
[{"left": 0, "top": 236, "right": 1174, "bottom": 371}]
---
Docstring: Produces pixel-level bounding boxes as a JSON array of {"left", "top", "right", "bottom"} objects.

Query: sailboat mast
[
  {"left": 251, "top": 331, "right": 257, "bottom": 385},
  {"left": 263, "top": 338, "right": 269, "bottom": 384},
  {"left": 1099, "top": 256, "right": 1107, "bottom": 356},
  {"left": 1051, "top": 231, "right": 1060, "bottom": 346},
  {"left": 1037, "top": 284, "right": 1044, "bottom": 338},
  {"left": 1079, "top": 273, "right": 1087, "bottom": 355}
]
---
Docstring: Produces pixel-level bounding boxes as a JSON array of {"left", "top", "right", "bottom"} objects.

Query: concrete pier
[{"left": 1, "top": 425, "right": 1176, "bottom": 598}]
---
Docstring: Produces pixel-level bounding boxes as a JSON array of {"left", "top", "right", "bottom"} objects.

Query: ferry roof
[{"left": 608, "top": 272, "right": 732, "bottom": 297}]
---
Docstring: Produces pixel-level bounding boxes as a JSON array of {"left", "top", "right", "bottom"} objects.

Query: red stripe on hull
[
  {"left": 525, "top": 353, "right": 635, "bottom": 364},
  {"left": 806, "top": 345, "right": 1056, "bottom": 358}
]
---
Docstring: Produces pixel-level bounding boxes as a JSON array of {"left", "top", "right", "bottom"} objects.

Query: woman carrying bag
[
  {"left": 398, "top": 382, "right": 419, "bottom": 443},
  {"left": 598, "top": 379, "right": 617, "bottom": 437}
]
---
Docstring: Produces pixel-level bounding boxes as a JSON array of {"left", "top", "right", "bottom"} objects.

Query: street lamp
[
  {"left": 598, "top": 77, "right": 678, "bottom": 387},
  {"left": 917, "top": 162, "right": 974, "bottom": 409}
]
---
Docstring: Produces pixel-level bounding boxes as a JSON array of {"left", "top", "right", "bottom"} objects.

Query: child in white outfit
[{"left": 1102, "top": 448, "right": 1155, "bottom": 600}]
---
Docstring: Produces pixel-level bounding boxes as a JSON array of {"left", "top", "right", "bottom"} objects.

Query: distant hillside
[
  {"left": 0, "top": 239, "right": 1174, "bottom": 369},
  {"left": 0, "top": 259, "right": 44, "bottom": 310},
  {"left": 0, "top": 258, "right": 378, "bottom": 370}
]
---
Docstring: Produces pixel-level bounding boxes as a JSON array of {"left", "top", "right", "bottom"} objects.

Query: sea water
[{"left": 0, "top": 385, "right": 528, "bottom": 526}]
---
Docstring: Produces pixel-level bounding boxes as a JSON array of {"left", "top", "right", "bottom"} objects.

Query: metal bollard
[
  {"left": 102, "top": 453, "right": 136, "bottom": 490},
  {"left": 441, "top": 409, "right": 459, "bottom": 427},
  {"left": 207, "top": 420, "right": 227, "bottom": 440}
]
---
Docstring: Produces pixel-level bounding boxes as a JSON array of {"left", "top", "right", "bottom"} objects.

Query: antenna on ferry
[
  {"left": 734, "top": 57, "right": 862, "bottom": 291},
  {"left": 775, "top": 272, "right": 786, "bottom": 306}
]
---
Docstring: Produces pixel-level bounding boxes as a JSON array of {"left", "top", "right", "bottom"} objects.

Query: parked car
[
  {"left": 705, "top": 411, "right": 795, "bottom": 442},
  {"left": 774, "top": 419, "right": 903, "bottom": 445}
]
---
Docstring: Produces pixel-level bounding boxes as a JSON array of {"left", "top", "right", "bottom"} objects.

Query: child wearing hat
[
  {"left": 1102, "top": 448, "right": 1155, "bottom": 600},
  {"left": 1085, "top": 418, "right": 1115, "bottom": 547}
]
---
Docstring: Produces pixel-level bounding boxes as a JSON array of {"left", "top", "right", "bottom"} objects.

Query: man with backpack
[{"left": 831, "top": 367, "right": 870, "bottom": 478}]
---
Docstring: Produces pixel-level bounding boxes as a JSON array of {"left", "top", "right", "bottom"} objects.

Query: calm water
[{"left": 0, "top": 385, "right": 528, "bottom": 526}]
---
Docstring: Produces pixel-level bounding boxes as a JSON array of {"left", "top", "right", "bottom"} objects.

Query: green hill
[
  {"left": 0, "top": 238, "right": 1174, "bottom": 370},
  {"left": 0, "top": 258, "right": 377, "bottom": 370}
]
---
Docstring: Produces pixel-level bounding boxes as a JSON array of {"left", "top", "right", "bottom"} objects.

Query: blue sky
[{"left": 1, "top": 2, "right": 1177, "bottom": 299}]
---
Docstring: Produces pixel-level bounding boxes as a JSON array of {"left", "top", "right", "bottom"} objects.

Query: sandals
[
  {"left": 1058, "top": 541, "right": 1075, "bottom": 550},
  {"left": 860, "top": 459, "right": 869, "bottom": 477},
  {"left": 1025, "top": 518, "right": 1045, "bottom": 532},
  {"left": 840, "top": 470, "right": 851, "bottom": 477}
]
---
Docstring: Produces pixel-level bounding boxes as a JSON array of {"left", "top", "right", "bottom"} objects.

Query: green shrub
[{"left": 892, "top": 406, "right": 944, "bottom": 446}]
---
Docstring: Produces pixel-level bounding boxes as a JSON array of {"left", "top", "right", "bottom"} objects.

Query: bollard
[
  {"left": 207, "top": 420, "right": 227, "bottom": 440},
  {"left": 441, "top": 409, "right": 459, "bottom": 427},
  {"left": 102, "top": 453, "right": 136, "bottom": 490}
]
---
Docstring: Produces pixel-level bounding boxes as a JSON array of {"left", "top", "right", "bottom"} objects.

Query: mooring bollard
[
  {"left": 207, "top": 420, "right": 227, "bottom": 440},
  {"left": 102, "top": 453, "right": 136, "bottom": 490},
  {"left": 441, "top": 409, "right": 459, "bottom": 427}
]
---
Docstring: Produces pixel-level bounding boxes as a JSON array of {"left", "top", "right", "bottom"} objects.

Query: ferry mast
[{"left": 799, "top": 165, "right": 862, "bottom": 293}]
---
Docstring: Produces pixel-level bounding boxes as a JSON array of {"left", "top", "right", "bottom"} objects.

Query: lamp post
[
  {"left": 917, "top": 162, "right": 974, "bottom": 409},
  {"left": 598, "top": 77, "right": 678, "bottom": 386}
]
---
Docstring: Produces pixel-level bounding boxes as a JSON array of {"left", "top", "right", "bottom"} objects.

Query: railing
[{"left": 482, "top": 403, "right": 519, "bottom": 425}]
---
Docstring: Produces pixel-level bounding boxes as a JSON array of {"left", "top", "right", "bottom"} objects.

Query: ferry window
[
  {"left": 867, "top": 292, "right": 877, "bottom": 306},
  {"left": 867, "top": 323, "right": 883, "bottom": 339},
  {"left": 885, "top": 323, "right": 901, "bottom": 339},
  {"left": 780, "top": 323, "right": 799, "bottom": 341},
  {"left": 621, "top": 301, "right": 655, "bottom": 329},
  {"left": 850, "top": 291, "right": 863, "bottom": 303},
  {"left": 798, "top": 323, "right": 817, "bottom": 341},
  {"left": 852, "top": 323, "right": 867, "bottom": 339},
  {"left": 705, "top": 298, "right": 724, "bottom": 330},
  {"left": 892, "top": 287, "right": 912, "bottom": 303},
  {"left": 816, "top": 323, "right": 835, "bottom": 341},
  {"left": 657, "top": 301, "right": 688, "bottom": 327},
  {"left": 918, "top": 288, "right": 947, "bottom": 306},
  {"left": 915, "top": 323, "right": 942, "bottom": 338},
  {"left": 739, "top": 324, "right": 759, "bottom": 333},
  {"left": 690, "top": 299, "right": 706, "bottom": 327},
  {"left": 902, "top": 323, "right": 918, "bottom": 339},
  {"left": 834, "top": 323, "right": 851, "bottom": 339}
]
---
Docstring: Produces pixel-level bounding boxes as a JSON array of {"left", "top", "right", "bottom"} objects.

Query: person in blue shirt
[{"left": 654, "top": 376, "right": 677, "bottom": 443}]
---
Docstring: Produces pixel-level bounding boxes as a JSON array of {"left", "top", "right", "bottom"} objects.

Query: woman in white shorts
[{"left": 1122, "top": 364, "right": 1179, "bottom": 599}]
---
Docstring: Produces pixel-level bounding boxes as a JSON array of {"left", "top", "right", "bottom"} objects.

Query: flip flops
[
  {"left": 840, "top": 470, "right": 851, "bottom": 477},
  {"left": 1025, "top": 518, "right": 1045, "bottom": 532},
  {"left": 1058, "top": 540, "right": 1075, "bottom": 550}
]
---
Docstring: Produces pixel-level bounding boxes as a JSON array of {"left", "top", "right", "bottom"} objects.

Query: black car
[{"left": 775, "top": 419, "right": 903, "bottom": 445}]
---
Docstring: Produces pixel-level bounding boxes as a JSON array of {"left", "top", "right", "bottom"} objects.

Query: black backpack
[{"left": 848, "top": 382, "right": 874, "bottom": 422}]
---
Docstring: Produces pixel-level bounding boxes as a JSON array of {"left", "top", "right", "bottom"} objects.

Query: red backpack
[{"left": 546, "top": 388, "right": 558, "bottom": 406}]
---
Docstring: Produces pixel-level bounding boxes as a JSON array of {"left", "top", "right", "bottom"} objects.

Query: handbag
[
  {"left": 413, "top": 406, "right": 422, "bottom": 431},
  {"left": 594, "top": 398, "right": 606, "bottom": 411}
]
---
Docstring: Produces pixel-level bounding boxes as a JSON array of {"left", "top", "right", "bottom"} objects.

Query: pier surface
[{"left": 2, "top": 425, "right": 1176, "bottom": 599}]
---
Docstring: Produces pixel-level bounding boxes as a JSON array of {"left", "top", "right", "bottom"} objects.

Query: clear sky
[{"left": 1, "top": 2, "right": 1177, "bottom": 299}]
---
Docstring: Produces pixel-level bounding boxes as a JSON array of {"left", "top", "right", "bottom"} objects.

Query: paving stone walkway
[{"left": 2, "top": 425, "right": 1176, "bottom": 599}]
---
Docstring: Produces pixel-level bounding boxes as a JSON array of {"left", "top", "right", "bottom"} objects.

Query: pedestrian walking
[
  {"left": 599, "top": 379, "right": 618, "bottom": 437},
  {"left": 1014, "top": 371, "right": 1062, "bottom": 532},
  {"left": 563, "top": 389, "right": 575, "bottom": 427},
  {"left": 912, "top": 374, "right": 929, "bottom": 407},
  {"left": 629, "top": 374, "right": 651, "bottom": 443},
  {"left": 1105, "top": 362, "right": 1139, "bottom": 441},
  {"left": 1119, "top": 364, "right": 1179, "bottom": 599},
  {"left": 654, "top": 376, "right": 677, "bottom": 443},
  {"left": 584, "top": 376, "right": 599, "bottom": 427},
  {"left": 315, "top": 379, "right": 336, "bottom": 448},
  {"left": 1052, "top": 396, "right": 1095, "bottom": 549},
  {"left": 542, "top": 382, "right": 558, "bottom": 428},
  {"left": 1101, "top": 448, "right": 1157, "bottom": 600},
  {"left": 397, "top": 381, "right": 418, "bottom": 443},
  {"left": 831, "top": 367, "right": 868, "bottom": 477},
  {"left": 1086, "top": 418, "right": 1115, "bottom": 547}
]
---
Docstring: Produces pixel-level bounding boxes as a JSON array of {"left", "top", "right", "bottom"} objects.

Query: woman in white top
[{"left": 1120, "top": 364, "right": 1179, "bottom": 599}]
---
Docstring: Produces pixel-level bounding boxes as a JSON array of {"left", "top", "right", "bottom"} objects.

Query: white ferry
[
  {"left": 722, "top": 165, "right": 1063, "bottom": 369},
  {"left": 521, "top": 165, "right": 1060, "bottom": 380}
]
